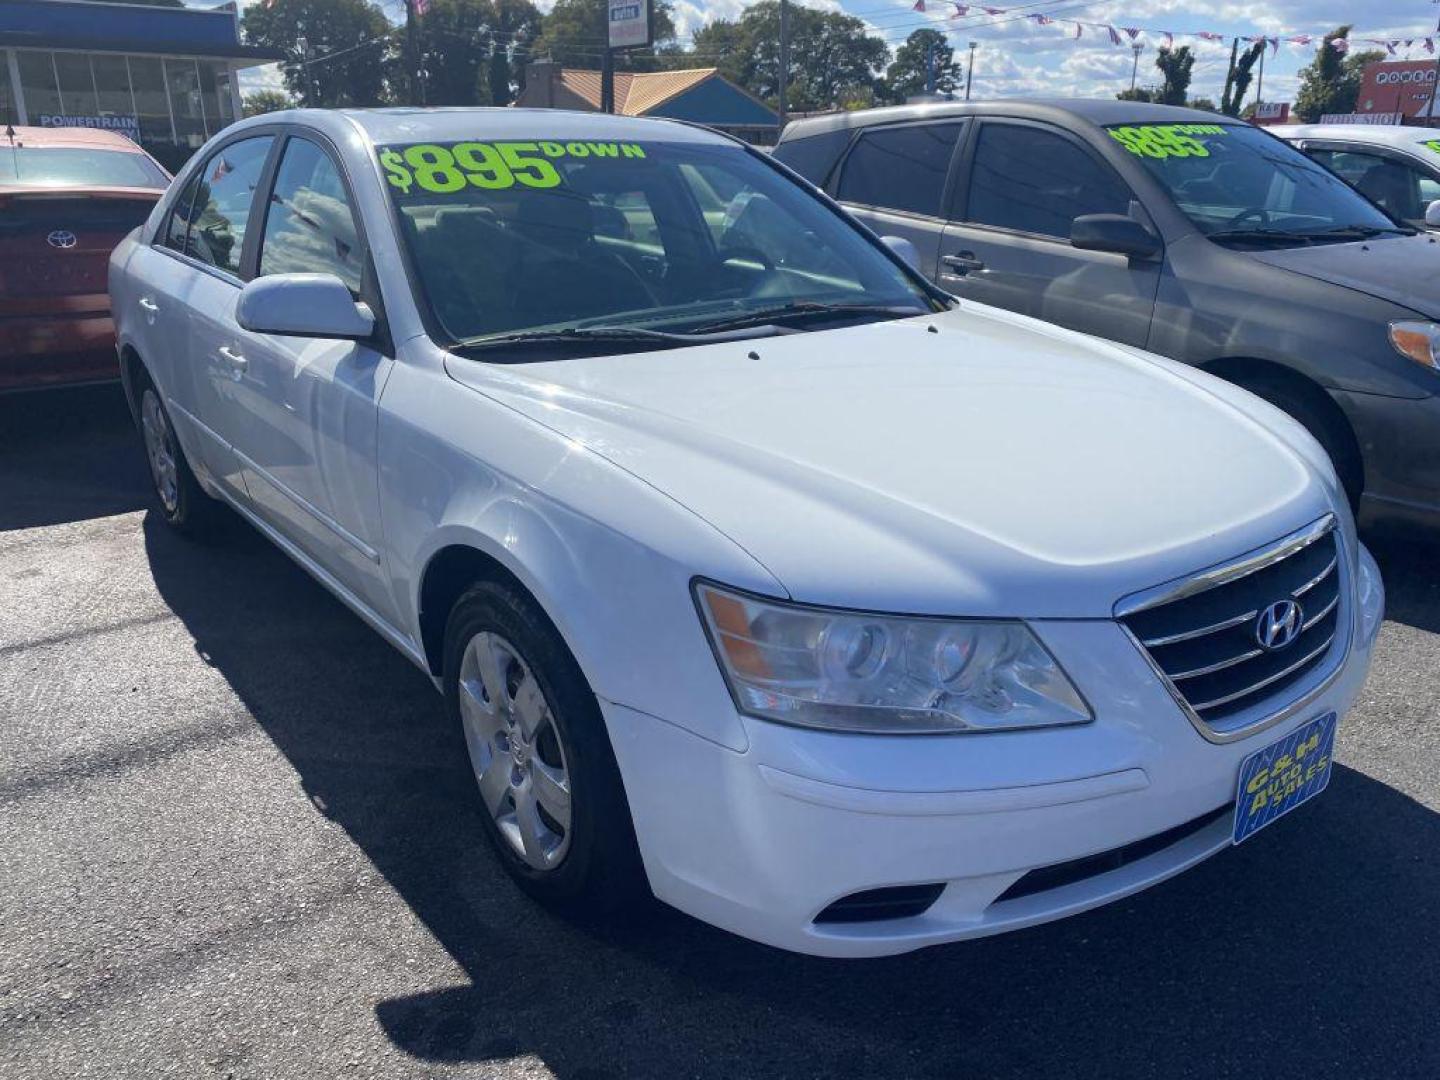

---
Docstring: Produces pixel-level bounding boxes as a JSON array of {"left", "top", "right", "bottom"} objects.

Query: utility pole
[
  {"left": 925, "top": 40, "right": 936, "bottom": 94},
  {"left": 1429, "top": 3, "right": 1440, "bottom": 128},
  {"left": 778, "top": 0, "right": 789, "bottom": 126},
  {"left": 601, "top": 45, "right": 614, "bottom": 113},
  {"left": 1130, "top": 43, "right": 1142, "bottom": 93},
  {"left": 1255, "top": 40, "right": 1266, "bottom": 107},
  {"left": 405, "top": 0, "right": 421, "bottom": 106},
  {"left": 965, "top": 41, "right": 976, "bottom": 99}
]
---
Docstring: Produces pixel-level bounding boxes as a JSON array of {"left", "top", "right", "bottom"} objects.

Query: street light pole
[
  {"left": 965, "top": 41, "right": 976, "bottom": 100},
  {"left": 1130, "top": 43, "right": 1142, "bottom": 93},
  {"left": 778, "top": 0, "right": 789, "bottom": 126}
]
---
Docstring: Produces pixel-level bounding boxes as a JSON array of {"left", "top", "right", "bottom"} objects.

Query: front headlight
[
  {"left": 1388, "top": 321, "right": 1440, "bottom": 372},
  {"left": 694, "top": 582, "right": 1092, "bottom": 734}
]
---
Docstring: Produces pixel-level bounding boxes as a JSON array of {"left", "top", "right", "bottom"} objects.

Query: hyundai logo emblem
[
  {"left": 1255, "top": 599, "right": 1304, "bottom": 652},
  {"left": 47, "top": 230, "right": 78, "bottom": 250}
]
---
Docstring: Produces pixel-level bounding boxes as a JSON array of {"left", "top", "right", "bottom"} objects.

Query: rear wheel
[
  {"left": 444, "top": 579, "right": 647, "bottom": 913},
  {"left": 136, "top": 372, "right": 221, "bottom": 537}
]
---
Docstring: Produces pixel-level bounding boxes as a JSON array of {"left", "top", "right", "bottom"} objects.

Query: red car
[{"left": 1, "top": 126, "right": 170, "bottom": 392}]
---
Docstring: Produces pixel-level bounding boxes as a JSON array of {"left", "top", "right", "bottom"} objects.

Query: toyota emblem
[
  {"left": 1255, "top": 599, "right": 1304, "bottom": 652},
  {"left": 47, "top": 230, "right": 78, "bottom": 249}
]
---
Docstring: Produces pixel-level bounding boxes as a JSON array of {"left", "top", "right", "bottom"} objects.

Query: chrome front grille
[{"left": 1119, "top": 517, "right": 1346, "bottom": 737}]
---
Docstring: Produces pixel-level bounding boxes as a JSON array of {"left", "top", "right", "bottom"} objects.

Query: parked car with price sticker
[
  {"left": 776, "top": 100, "right": 1440, "bottom": 530},
  {"left": 1269, "top": 123, "right": 1440, "bottom": 232},
  {"left": 110, "top": 108, "right": 1383, "bottom": 957}
]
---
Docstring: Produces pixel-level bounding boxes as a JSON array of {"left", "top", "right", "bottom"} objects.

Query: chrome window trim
[{"left": 1115, "top": 513, "right": 1353, "bottom": 745}]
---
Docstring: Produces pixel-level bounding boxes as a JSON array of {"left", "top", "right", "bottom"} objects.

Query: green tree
[
  {"left": 1154, "top": 45, "right": 1194, "bottom": 106},
  {"left": 1189, "top": 96, "right": 1218, "bottom": 113},
  {"left": 242, "top": 89, "right": 294, "bottom": 116},
  {"left": 691, "top": 1, "right": 889, "bottom": 113},
  {"left": 531, "top": 0, "right": 677, "bottom": 72},
  {"left": 1295, "top": 30, "right": 1384, "bottom": 122},
  {"left": 1220, "top": 39, "right": 1264, "bottom": 117},
  {"left": 241, "top": 0, "right": 394, "bottom": 107},
  {"left": 883, "top": 29, "right": 960, "bottom": 103},
  {"left": 1116, "top": 87, "right": 1156, "bottom": 103},
  {"left": 415, "top": 0, "right": 541, "bottom": 106}
]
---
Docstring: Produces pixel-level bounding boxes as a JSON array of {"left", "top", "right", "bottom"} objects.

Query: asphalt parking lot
[{"left": 2, "top": 384, "right": 1438, "bottom": 1079}]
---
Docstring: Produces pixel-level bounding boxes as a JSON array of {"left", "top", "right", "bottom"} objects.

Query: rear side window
[
  {"left": 837, "top": 124, "right": 965, "bottom": 218},
  {"left": 771, "top": 129, "right": 851, "bottom": 188},
  {"left": 176, "top": 136, "right": 273, "bottom": 276},
  {"left": 258, "top": 138, "right": 364, "bottom": 293},
  {"left": 965, "top": 124, "right": 1130, "bottom": 239},
  {"left": 163, "top": 173, "right": 203, "bottom": 254}
]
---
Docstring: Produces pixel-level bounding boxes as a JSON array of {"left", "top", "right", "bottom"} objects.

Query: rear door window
[
  {"left": 771, "top": 129, "right": 852, "bottom": 189},
  {"left": 1304, "top": 147, "right": 1433, "bottom": 223},
  {"left": 836, "top": 123, "right": 965, "bottom": 218},
  {"left": 177, "top": 136, "right": 274, "bottom": 277},
  {"left": 964, "top": 123, "right": 1131, "bottom": 239}
]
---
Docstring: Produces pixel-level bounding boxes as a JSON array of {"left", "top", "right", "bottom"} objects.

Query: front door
[
  {"left": 222, "top": 135, "right": 396, "bottom": 621},
  {"left": 939, "top": 120, "right": 1161, "bottom": 348}
]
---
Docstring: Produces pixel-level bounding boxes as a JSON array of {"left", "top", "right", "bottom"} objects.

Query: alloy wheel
[
  {"left": 140, "top": 389, "right": 179, "bottom": 514},
  {"left": 458, "top": 631, "right": 573, "bottom": 870}
]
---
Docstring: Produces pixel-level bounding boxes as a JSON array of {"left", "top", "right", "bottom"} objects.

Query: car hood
[
  {"left": 444, "top": 305, "right": 1332, "bottom": 618},
  {"left": 1244, "top": 232, "right": 1440, "bottom": 318}
]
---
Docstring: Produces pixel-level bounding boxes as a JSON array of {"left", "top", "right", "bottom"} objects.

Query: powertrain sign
[
  {"left": 608, "top": 0, "right": 652, "bottom": 49},
  {"left": 36, "top": 114, "right": 141, "bottom": 142}
]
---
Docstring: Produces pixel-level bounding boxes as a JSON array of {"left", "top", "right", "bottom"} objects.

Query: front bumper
[
  {"left": 1335, "top": 388, "right": 1440, "bottom": 526},
  {"left": 605, "top": 545, "right": 1384, "bottom": 958}
]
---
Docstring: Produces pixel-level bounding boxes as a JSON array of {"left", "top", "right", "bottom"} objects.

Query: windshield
[
  {"left": 378, "top": 137, "right": 939, "bottom": 350},
  {"left": 1107, "top": 123, "right": 1401, "bottom": 242},
  {"left": 1, "top": 146, "right": 168, "bottom": 189}
]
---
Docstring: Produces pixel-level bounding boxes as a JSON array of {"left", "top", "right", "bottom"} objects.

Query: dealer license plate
[{"left": 1232, "top": 713, "right": 1336, "bottom": 845}]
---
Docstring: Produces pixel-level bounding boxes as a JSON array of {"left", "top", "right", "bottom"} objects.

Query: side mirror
[
  {"left": 1070, "top": 214, "right": 1162, "bottom": 259},
  {"left": 1426, "top": 200, "right": 1440, "bottom": 229},
  {"left": 881, "top": 234, "right": 921, "bottom": 270},
  {"left": 236, "top": 273, "right": 374, "bottom": 340}
]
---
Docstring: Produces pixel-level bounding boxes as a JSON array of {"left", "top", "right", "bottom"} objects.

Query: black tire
[
  {"left": 443, "top": 578, "right": 648, "bottom": 914},
  {"left": 133, "top": 368, "right": 224, "bottom": 538},
  {"left": 1240, "top": 377, "right": 1363, "bottom": 511}
]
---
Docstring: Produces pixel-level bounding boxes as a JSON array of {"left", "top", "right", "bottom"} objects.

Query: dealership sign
[
  {"left": 1320, "top": 112, "right": 1404, "bottom": 125},
  {"left": 1357, "top": 60, "right": 1438, "bottom": 119},
  {"left": 608, "top": 0, "right": 652, "bottom": 49},
  {"left": 1252, "top": 102, "right": 1291, "bottom": 125},
  {"left": 36, "top": 114, "right": 141, "bottom": 141}
]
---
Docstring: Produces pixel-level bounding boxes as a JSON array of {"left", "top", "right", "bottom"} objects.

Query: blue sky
[{"left": 236, "top": 0, "right": 1440, "bottom": 107}]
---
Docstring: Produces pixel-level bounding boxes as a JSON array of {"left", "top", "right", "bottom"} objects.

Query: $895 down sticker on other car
[{"left": 378, "top": 141, "right": 647, "bottom": 195}]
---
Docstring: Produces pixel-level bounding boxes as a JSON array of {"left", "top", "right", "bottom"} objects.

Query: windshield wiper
[
  {"left": 1312, "top": 224, "right": 1415, "bottom": 240},
  {"left": 685, "top": 301, "right": 929, "bottom": 335},
  {"left": 1204, "top": 229, "right": 1328, "bottom": 247},
  {"left": 453, "top": 324, "right": 775, "bottom": 354}
]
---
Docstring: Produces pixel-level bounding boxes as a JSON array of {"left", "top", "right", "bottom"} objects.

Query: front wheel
[{"left": 443, "top": 579, "right": 647, "bottom": 912}]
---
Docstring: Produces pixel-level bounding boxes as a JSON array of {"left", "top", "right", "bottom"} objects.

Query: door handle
[
  {"left": 942, "top": 252, "right": 986, "bottom": 275},
  {"left": 218, "top": 345, "right": 248, "bottom": 374},
  {"left": 138, "top": 296, "right": 160, "bottom": 314}
]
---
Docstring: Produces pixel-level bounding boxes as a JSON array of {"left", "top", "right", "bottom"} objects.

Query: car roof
[
  {"left": 234, "top": 107, "right": 738, "bottom": 149},
  {"left": 5, "top": 125, "right": 147, "bottom": 151},
  {"left": 780, "top": 99, "right": 1244, "bottom": 140},
  {"left": 1268, "top": 124, "right": 1440, "bottom": 151}
]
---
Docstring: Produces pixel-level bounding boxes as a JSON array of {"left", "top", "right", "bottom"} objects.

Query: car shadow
[
  {"left": 1364, "top": 528, "right": 1440, "bottom": 636},
  {"left": 0, "top": 383, "right": 151, "bottom": 531},
  {"left": 139, "top": 510, "right": 1440, "bottom": 1079}
]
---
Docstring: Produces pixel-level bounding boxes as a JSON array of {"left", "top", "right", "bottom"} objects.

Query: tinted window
[
  {"left": 163, "top": 173, "right": 202, "bottom": 253},
  {"left": 1306, "top": 147, "right": 1435, "bottom": 223},
  {"left": 967, "top": 124, "right": 1130, "bottom": 239},
  {"left": 259, "top": 138, "right": 364, "bottom": 293},
  {"left": 838, "top": 124, "right": 964, "bottom": 217},
  {"left": 771, "top": 129, "right": 851, "bottom": 188},
  {"left": 181, "top": 136, "right": 273, "bottom": 276}
]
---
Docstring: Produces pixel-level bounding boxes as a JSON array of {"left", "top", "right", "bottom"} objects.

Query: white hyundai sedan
[{"left": 110, "top": 108, "right": 1384, "bottom": 957}]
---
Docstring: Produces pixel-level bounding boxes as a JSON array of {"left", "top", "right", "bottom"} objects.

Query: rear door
[
  {"left": 939, "top": 119, "right": 1160, "bottom": 347},
  {"left": 149, "top": 134, "right": 277, "bottom": 495},
  {"left": 830, "top": 121, "right": 968, "bottom": 278}
]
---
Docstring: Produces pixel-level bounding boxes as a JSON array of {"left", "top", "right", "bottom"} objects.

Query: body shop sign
[
  {"left": 37, "top": 114, "right": 141, "bottom": 141},
  {"left": 608, "top": 0, "right": 651, "bottom": 49}
]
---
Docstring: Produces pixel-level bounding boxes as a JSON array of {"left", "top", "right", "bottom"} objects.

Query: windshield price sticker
[
  {"left": 1424, "top": 139, "right": 1440, "bottom": 156},
  {"left": 1109, "top": 124, "right": 1227, "bottom": 160},
  {"left": 379, "top": 141, "right": 647, "bottom": 195}
]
